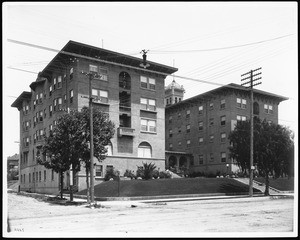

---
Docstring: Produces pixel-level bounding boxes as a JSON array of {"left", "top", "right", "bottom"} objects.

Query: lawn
[
  {"left": 254, "top": 177, "right": 294, "bottom": 191},
  {"left": 77, "top": 178, "right": 261, "bottom": 197}
]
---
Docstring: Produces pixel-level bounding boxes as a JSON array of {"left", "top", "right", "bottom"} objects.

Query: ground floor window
[
  {"left": 138, "top": 142, "right": 152, "bottom": 158},
  {"left": 96, "top": 165, "right": 103, "bottom": 177}
]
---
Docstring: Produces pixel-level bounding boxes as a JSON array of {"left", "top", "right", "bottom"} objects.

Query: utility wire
[{"left": 149, "top": 34, "right": 294, "bottom": 53}]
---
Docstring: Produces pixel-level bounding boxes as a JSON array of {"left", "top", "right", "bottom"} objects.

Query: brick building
[
  {"left": 165, "top": 81, "right": 288, "bottom": 176},
  {"left": 11, "top": 40, "right": 177, "bottom": 194}
]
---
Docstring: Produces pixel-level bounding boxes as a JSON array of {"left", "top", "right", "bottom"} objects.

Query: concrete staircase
[{"left": 234, "top": 177, "right": 281, "bottom": 195}]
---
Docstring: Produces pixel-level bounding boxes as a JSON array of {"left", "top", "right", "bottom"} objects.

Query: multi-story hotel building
[
  {"left": 12, "top": 40, "right": 177, "bottom": 194},
  {"left": 165, "top": 81, "right": 288, "bottom": 176}
]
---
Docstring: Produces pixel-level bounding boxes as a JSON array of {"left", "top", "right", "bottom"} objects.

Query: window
[
  {"left": 199, "top": 137, "right": 204, "bottom": 145},
  {"left": 209, "top": 118, "right": 214, "bottom": 126},
  {"left": 39, "top": 93, "right": 43, "bottom": 103},
  {"left": 49, "top": 124, "right": 53, "bottom": 132},
  {"left": 44, "top": 109, "right": 47, "bottom": 119},
  {"left": 199, "top": 155, "right": 204, "bottom": 165},
  {"left": 149, "top": 78, "right": 156, "bottom": 90},
  {"left": 89, "top": 64, "right": 98, "bottom": 73},
  {"left": 209, "top": 102, "right": 214, "bottom": 110},
  {"left": 70, "top": 90, "right": 74, "bottom": 104},
  {"left": 25, "top": 137, "right": 29, "bottom": 147},
  {"left": 70, "top": 68, "right": 73, "bottom": 80},
  {"left": 237, "top": 115, "right": 247, "bottom": 121},
  {"left": 140, "top": 98, "right": 156, "bottom": 111},
  {"left": 64, "top": 94, "right": 67, "bottom": 103},
  {"left": 39, "top": 171, "right": 41, "bottom": 182},
  {"left": 57, "top": 76, "right": 62, "bottom": 89},
  {"left": 178, "top": 141, "right": 182, "bottom": 147},
  {"left": 98, "top": 67, "right": 108, "bottom": 81},
  {"left": 169, "top": 116, "right": 173, "bottom": 124},
  {"left": 220, "top": 99, "right": 225, "bottom": 109},
  {"left": 220, "top": 115, "right": 226, "bottom": 126},
  {"left": 36, "top": 172, "right": 38, "bottom": 182},
  {"left": 53, "top": 99, "right": 57, "bottom": 111},
  {"left": 169, "top": 129, "right": 173, "bottom": 137},
  {"left": 175, "top": 97, "right": 178, "bottom": 103},
  {"left": 49, "top": 85, "right": 53, "bottom": 97},
  {"left": 44, "top": 170, "right": 46, "bottom": 181},
  {"left": 210, "top": 153, "right": 214, "bottom": 162},
  {"left": 186, "top": 140, "right": 191, "bottom": 148},
  {"left": 141, "top": 119, "right": 156, "bottom": 133},
  {"left": 140, "top": 76, "right": 156, "bottom": 90},
  {"left": 53, "top": 78, "right": 57, "bottom": 90},
  {"left": 33, "top": 172, "right": 35, "bottom": 182},
  {"left": 49, "top": 105, "right": 53, "bottom": 117},
  {"left": 95, "top": 165, "right": 103, "bottom": 177},
  {"left": 186, "top": 110, "right": 190, "bottom": 118},
  {"left": 138, "top": 142, "right": 152, "bottom": 158},
  {"left": 169, "top": 143, "right": 173, "bottom": 150},
  {"left": 51, "top": 170, "right": 54, "bottom": 181},
  {"left": 178, "top": 112, "right": 181, "bottom": 119},
  {"left": 209, "top": 134, "right": 214, "bottom": 142},
  {"left": 264, "top": 104, "right": 273, "bottom": 114},
  {"left": 39, "top": 111, "right": 43, "bottom": 122},
  {"left": 221, "top": 152, "right": 226, "bottom": 163},
  {"left": 242, "top": 99, "right": 247, "bottom": 109},
  {"left": 198, "top": 105, "right": 204, "bottom": 115},
  {"left": 237, "top": 98, "right": 247, "bottom": 109},
  {"left": 140, "top": 76, "right": 148, "bottom": 88},
  {"left": 92, "top": 89, "right": 108, "bottom": 103},
  {"left": 186, "top": 124, "right": 191, "bottom": 133},
  {"left": 29, "top": 173, "right": 31, "bottom": 183},
  {"left": 221, "top": 133, "right": 226, "bottom": 143},
  {"left": 199, "top": 121, "right": 203, "bottom": 131},
  {"left": 178, "top": 127, "right": 181, "bottom": 133},
  {"left": 58, "top": 97, "right": 62, "bottom": 110}
]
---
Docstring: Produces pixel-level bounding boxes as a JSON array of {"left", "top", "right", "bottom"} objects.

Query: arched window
[
  {"left": 138, "top": 142, "right": 152, "bottom": 158},
  {"left": 253, "top": 102, "right": 259, "bottom": 115},
  {"left": 105, "top": 142, "right": 113, "bottom": 156}
]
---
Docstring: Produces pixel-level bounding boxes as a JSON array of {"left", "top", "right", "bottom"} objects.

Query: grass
[
  {"left": 254, "top": 177, "right": 294, "bottom": 191},
  {"left": 76, "top": 178, "right": 261, "bottom": 197}
]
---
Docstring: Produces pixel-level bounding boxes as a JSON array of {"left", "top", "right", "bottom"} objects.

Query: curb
[{"left": 72, "top": 192, "right": 265, "bottom": 201}]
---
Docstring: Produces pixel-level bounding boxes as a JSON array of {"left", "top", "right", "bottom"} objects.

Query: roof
[
  {"left": 11, "top": 91, "right": 32, "bottom": 109},
  {"left": 165, "top": 80, "right": 185, "bottom": 91},
  {"left": 39, "top": 40, "right": 178, "bottom": 78},
  {"left": 7, "top": 154, "right": 19, "bottom": 161},
  {"left": 166, "top": 83, "right": 288, "bottom": 110}
]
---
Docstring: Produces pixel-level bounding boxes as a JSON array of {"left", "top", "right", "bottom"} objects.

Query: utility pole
[
  {"left": 81, "top": 70, "right": 100, "bottom": 205},
  {"left": 241, "top": 67, "right": 262, "bottom": 197}
]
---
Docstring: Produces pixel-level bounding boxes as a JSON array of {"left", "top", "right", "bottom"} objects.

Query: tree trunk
[
  {"left": 86, "top": 166, "right": 90, "bottom": 204},
  {"left": 264, "top": 172, "right": 270, "bottom": 196},
  {"left": 60, "top": 171, "right": 64, "bottom": 199}
]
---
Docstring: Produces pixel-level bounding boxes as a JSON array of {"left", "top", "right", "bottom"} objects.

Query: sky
[{"left": 3, "top": 2, "right": 298, "bottom": 161}]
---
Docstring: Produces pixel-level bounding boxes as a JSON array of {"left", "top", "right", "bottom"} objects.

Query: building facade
[
  {"left": 165, "top": 82, "right": 288, "bottom": 176},
  {"left": 12, "top": 40, "right": 177, "bottom": 194}
]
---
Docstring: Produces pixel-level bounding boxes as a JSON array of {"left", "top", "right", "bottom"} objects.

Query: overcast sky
[{"left": 3, "top": 2, "right": 298, "bottom": 160}]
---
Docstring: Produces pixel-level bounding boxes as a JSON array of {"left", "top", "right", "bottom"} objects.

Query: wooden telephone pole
[{"left": 241, "top": 67, "right": 262, "bottom": 197}]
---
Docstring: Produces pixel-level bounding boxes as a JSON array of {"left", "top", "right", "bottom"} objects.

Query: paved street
[{"left": 5, "top": 192, "right": 295, "bottom": 237}]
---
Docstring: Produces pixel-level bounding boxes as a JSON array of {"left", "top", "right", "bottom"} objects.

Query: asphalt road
[{"left": 5, "top": 192, "right": 296, "bottom": 238}]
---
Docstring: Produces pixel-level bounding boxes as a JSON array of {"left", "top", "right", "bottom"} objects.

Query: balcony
[{"left": 117, "top": 127, "right": 135, "bottom": 137}]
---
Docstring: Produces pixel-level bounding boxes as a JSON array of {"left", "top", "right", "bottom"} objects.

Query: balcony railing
[{"left": 117, "top": 127, "right": 135, "bottom": 137}]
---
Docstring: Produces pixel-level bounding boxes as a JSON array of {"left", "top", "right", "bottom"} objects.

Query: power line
[{"left": 149, "top": 34, "right": 294, "bottom": 53}]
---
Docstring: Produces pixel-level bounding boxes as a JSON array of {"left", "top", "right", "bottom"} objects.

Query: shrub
[
  {"left": 159, "top": 171, "right": 172, "bottom": 179},
  {"left": 152, "top": 170, "right": 159, "bottom": 179},
  {"left": 104, "top": 167, "right": 119, "bottom": 181},
  {"left": 143, "top": 162, "right": 157, "bottom": 180},
  {"left": 136, "top": 166, "right": 145, "bottom": 179},
  {"left": 124, "top": 169, "right": 135, "bottom": 179}
]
